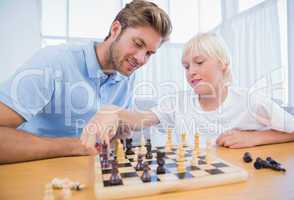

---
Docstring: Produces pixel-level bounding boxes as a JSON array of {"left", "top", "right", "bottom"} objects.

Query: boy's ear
[
  {"left": 221, "top": 62, "right": 229, "bottom": 72},
  {"left": 109, "top": 20, "right": 122, "bottom": 41}
]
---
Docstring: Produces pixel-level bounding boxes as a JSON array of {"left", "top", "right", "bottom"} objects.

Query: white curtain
[
  {"left": 215, "top": 0, "right": 282, "bottom": 93},
  {"left": 135, "top": 0, "right": 283, "bottom": 98},
  {"left": 133, "top": 43, "right": 188, "bottom": 100}
]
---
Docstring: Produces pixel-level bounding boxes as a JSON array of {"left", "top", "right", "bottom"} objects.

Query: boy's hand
[{"left": 216, "top": 129, "right": 262, "bottom": 148}]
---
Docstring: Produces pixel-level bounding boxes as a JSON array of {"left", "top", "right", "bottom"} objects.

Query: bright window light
[
  {"left": 239, "top": 0, "right": 266, "bottom": 12},
  {"left": 69, "top": 0, "right": 120, "bottom": 38},
  {"left": 170, "top": 0, "right": 221, "bottom": 43},
  {"left": 42, "top": 39, "right": 66, "bottom": 48},
  {"left": 41, "top": 0, "right": 66, "bottom": 36}
]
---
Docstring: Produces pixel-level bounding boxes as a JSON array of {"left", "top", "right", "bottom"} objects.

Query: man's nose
[{"left": 133, "top": 50, "right": 146, "bottom": 66}]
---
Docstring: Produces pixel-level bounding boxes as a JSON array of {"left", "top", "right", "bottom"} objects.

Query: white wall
[
  {"left": 0, "top": 0, "right": 41, "bottom": 83},
  {"left": 288, "top": 0, "right": 294, "bottom": 107}
]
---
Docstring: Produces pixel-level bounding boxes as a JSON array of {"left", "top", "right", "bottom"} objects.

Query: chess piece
[
  {"left": 141, "top": 162, "right": 151, "bottom": 182},
  {"left": 176, "top": 143, "right": 186, "bottom": 173},
  {"left": 266, "top": 157, "right": 286, "bottom": 172},
  {"left": 156, "top": 151, "right": 166, "bottom": 174},
  {"left": 62, "top": 179, "right": 72, "bottom": 199},
  {"left": 101, "top": 141, "right": 109, "bottom": 168},
  {"left": 125, "top": 138, "right": 135, "bottom": 155},
  {"left": 135, "top": 154, "right": 144, "bottom": 171},
  {"left": 145, "top": 139, "right": 153, "bottom": 159},
  {"left": 140, "top": 134, "right": 147, "bottom": 155},
  {"left": 165, "top": 128, "right": 173, "bottom": 152},
  {"left": 181, "top": 132, "right": 187, "bottom": 146},
  {"left": 43, "top": 183, "right": 54, "bottom": 200},
  {"left": 109, "top": 159, "right": 122, "bottom": 185},
  {"left": 191, "top": 133, "right": 200, "bottom": 166},
  {"left": 243, "top": 152, "right": 253, "bottom": 163},
  {"left": 254, "top": 157, "right": 270, "bottom": 169},
  {"left": 205, "top": 137, "right": 212, "bottom": 164},
  {"left": 116, "top": 139, "right": 125, "bottom": 162}
]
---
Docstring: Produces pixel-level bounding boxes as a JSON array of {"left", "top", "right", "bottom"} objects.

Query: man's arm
[{"left": 0, "top": 102, "right": 96, "bottom": 164}]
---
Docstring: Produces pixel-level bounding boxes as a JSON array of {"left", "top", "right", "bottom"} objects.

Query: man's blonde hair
[
  {"left": 105, "top": 0, "right": 172, "bottom": 43},
  {"left": 183, "top": 32, "right": 233, "bottom": 84}
]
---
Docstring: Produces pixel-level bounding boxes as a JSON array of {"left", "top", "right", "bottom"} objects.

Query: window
[
  {"left": 239, "top": 0, "right": 266, "bottom": 12},
  {"left": 41, "top": 0, "right": 66, "bottom": 37},
  {"left": 69, "top": 0, "right": 121, "bottom": 38},
  {"left": 41, "top": 0, "right": 222, "bottom": 45},
  {"left": 170, "top": 0, "right": 221, "bottom": 43}
]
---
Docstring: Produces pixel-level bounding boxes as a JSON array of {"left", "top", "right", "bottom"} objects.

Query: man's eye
[
  {"left": 197, "top": 61, "right": 204, "bottom": 65},
  {"left": 135, "top": 42, "right": 143, "bottom": 48}
]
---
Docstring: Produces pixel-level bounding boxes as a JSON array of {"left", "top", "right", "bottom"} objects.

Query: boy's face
[
  {"left": 108, "top": 25, "right": 162, "bottom": 76},
  {"left": 182, "top": 49, "right": 225, "bottom": 96}
]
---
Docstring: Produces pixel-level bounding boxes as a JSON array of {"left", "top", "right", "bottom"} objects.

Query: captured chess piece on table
[{"left": 43, "top": 183, "right": 54, "bottom": 200}]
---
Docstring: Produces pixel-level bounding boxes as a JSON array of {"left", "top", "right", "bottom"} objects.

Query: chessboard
[{"left": 94, "top": 144, "right": 248, "bottom": 200}]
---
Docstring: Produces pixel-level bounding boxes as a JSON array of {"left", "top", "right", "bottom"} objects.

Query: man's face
[{"left": 109, "top": 26, "right": 162, "bottom": 76}]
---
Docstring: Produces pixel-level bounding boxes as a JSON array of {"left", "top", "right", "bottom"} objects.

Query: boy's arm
[
  {"left": 216, "top": 129, "right": 294, "bottom": 149},
  {"left": 118, "top": 109, "right": 160, "bottom": 130},
  {"left": 80, "top": 106, "right": 160, "bottom": 147}
]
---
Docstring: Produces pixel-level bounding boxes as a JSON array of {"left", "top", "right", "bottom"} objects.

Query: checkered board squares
[{"left": 94, "top": 145, "right": 248, "bottom": 200}]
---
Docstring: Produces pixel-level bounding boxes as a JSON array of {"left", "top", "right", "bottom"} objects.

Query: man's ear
[{"left": 109, "top": 21, "right": 122, "bottom": 41}]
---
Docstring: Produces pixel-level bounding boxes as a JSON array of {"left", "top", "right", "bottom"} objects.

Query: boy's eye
[{"left": 183, "top": 64, "right": 189, "bottom": 69}]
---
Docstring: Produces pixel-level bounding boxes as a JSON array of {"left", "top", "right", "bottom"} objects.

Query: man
[{"left": 0, "top": 0, "right": 172, "bottom": 164}]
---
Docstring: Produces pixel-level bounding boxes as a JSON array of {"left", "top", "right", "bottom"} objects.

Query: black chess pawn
[
  {"left": 254, "top": 157, "right": 270, "bottom": 169},
  {"left": 141, "top": 162, "right": 151, "bottom": 182},
  {"left": 101, "top": 142, "right": 109, "bottom": 168},
  {"left": 145, "top": 139, "right": 153, "bottom": 159},
  {"left": 125, "top": 138, "right": 135, "bottom": 155},
  {"left": 266, "top": 157, "right": 286, "bottom": 172},
  {"left": 135, "top": 154, "right": 144, "bottom": 171},
  {"left": 243, "top": 152, "right": 253, "bottom": 163},
  {"left": 156, "top": 151, "right": 166, "bottom": 174},
  {"left": 109, "top": 158, "right": 122, "bottom": 185}
]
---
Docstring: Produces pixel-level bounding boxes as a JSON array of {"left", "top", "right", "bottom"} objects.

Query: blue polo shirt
[{"left": 0, "top": 41, "right": 135, "bottom": 137}]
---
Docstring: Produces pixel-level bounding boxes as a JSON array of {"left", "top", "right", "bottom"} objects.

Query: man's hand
[
  {"left": 80, "top": 106, "right": 121, "bottom": 148},
  {"left": 216, "top": 129, "right": 262, "bottom": 148}
]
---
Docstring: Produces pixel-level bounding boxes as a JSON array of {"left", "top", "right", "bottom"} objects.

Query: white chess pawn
[
  {"left": 43, "top": 183, "right": 54, "bottom": 200},
  {"left": 62, "top": 179, "right": 72, "bottom": 199}
]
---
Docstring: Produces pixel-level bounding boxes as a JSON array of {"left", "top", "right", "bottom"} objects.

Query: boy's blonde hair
[
  {"left": 105, "top": 0, "right": 172, "bottom": 43},
  {"left": 183, "top": 32, "right": 233, "bottom": 85}
]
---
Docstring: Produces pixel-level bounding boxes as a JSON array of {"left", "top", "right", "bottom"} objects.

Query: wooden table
[{"left": 1, "top": 142, "right": 294, "bottom": 200}]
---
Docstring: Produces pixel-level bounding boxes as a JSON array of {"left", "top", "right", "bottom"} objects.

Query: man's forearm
[
  {"left": 0, "top": 127, "right": 93, "bottom": 164},
  {"left": 257, "top": 130, "right": 294, "bottom": 145}
]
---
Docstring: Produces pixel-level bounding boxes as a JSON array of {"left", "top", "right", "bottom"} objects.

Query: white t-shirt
[{"left": 151, "top": 87, "right": 294, "bottom": 144}]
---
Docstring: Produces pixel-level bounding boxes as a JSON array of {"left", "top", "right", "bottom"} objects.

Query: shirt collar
[{"left": 84, "top": 41, "right": 127, "bottom": 83}]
